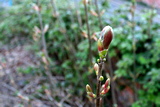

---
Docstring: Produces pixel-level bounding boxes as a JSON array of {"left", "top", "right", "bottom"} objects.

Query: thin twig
[
  {"left": 36, "top": 0, "right": 49, "bottom": 60},
  {"left": 50, "top": 0, "right": 76, "bottom": 56},
  {"left": 84, "top": 1, "right": 92, "bottom": 64},
  {"left": 131, "top": 1, "right": 138, "bottom": 101},
  {"left": 148, "top": 6, "right": 154, "bottom": 37},
  {"left": 0, "top": 94, "right": 20, "bottom": 101},
  {"left": 107, "top": 54, "right": 117, "bottom": 106},
  {"left": 59, "top": 94, "right": 71, "bottom": 106},
  {"left": 36, "top": 0, "right": 55, "bottom": 98},
  {"left": 94, "top": 0, "right": 103, "bottom": 29},
  {"left": 50, "top": 0, "right": 58, "bottom": 16},
  {"left": 1, "top": 82, "right": 17, "bottom": 92},
  {"left": 67, "top": 1, "right": 79, "bottom": 46},
  {"left": 96, "top": 60, "right": 103, "bottom": 107},
  {"left": 1, "top": 47, "right": 17, "bottom": 88},
  {"left": 20, "top": 77, "right": 45, "bottom": 93},
  {"left": 74, "top": 0, "right": 82, "bottom": 28}
]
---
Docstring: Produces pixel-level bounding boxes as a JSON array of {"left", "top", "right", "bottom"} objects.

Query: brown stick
[
  {"left": 94, "top": 0, "right": 103, "bottom": 29},
  {"left": 107, "top": 54, "right": 117, "bottom": 106},
  {"left": 131, "top": 1, "right": 138, "bottom": 101},
  {"left": 74, "top": 0, "right": 83, "bottom": 41},
  {"left": 50, "top": 0, "right": 76, "bottom": 57},
  {"left": 36, "top": 0, "right": 55, "bottom": 97},
  {"left": 96, "top": 61, "right": 103, "bottom": 107},
  {"left": 1, "top": 47, "right": 17, "bottom": 88},
  {"left": 148, "top": 5, "right": 154, "bottom": 37},
  {"left": 84, "top": 1, "right": 92, "bottom": 64},
  {"left": 50, "top": 0, "right": 58, "bottom": 16},
  {"left": 36, "top": 0, "right": 49, "bottom": 60},
  {"left": 74, "top": 0, "right": 82, "bottom": 28}
]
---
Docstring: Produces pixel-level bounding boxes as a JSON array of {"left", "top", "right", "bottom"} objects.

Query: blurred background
[{"left": 0, "top": 0, "right": 160, "bottom": 107}]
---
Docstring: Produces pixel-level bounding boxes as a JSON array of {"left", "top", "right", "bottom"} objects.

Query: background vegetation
[{"left": 0, "top": 0, "right": 160, "bottom": 107}]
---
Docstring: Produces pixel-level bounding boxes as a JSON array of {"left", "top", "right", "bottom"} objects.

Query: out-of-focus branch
[
  {"left": 50, "top": 0, "right": 76, "bottom": 59},
  {"left": 36, "top": 0, "right": 49, "bottom": 60},
  {"left": 131, "top": 0, "right": 138, "bottom": 101},
  {"left": 96, "top": 62, "right": 103, "bottom": 107},
  {"left": 35, "top": 0, "right": 55, "bottom": 97},
  {"left": 107, "top": 54, "right": 117, "bottom": 106},
  {"left": 94, "top": 0, "right": 103, "bottom": 29},
  {"left": 50, "top": 0, "right": 58, "bottom": 17},
  {"left": 83, "top": 0, "right": 92, "bottom": 64},
  {"left": 74, "top": 0, "right": 82, "bottom": 28}
]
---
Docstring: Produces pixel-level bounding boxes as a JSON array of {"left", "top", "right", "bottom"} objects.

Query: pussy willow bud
[
  {"left": 100, "top": 86, "right": 110, "bottom": 95},
  {"left": 98, "top": 26, "right": 113, "bottom": 52},
  {"left": 86, "top": 84, "right": 92, "bottom": 92},
  {"left": 94, "top": 63, "right": 99, "bottom": 71},
  {"left": 93, "top": 94, "right": 96, "bottom": 98},
  {"left": 97, "top": 59, "right": 100, "bottom": 63},
  {"left": 97, "top": 39, "right": 104, "bottom": 51},
  {"left": 99, "top": 76, "right": 104, "bottom": 81},
  {"left": 104, "top": 78, "right": 110, "bottom": 88},
  {"left": 96, "top": 71, "right": 98, "bottom": 76},
  {"left": 101, "top": 84, "right": 105, "bottom": 89},
  {"left": 103, "top": 58, "right": 106, "bottom": 62},
  {"left": 87, "top": 92, "right": 96, "bottom": 98},
  {"left": 100, "top": 90, "right": 105, "bottom": 95},
  {"left": 102, "top": 26, "right": 113, "bottom": 49}
]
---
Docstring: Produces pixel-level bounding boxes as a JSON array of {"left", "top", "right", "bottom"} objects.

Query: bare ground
[{"left": 0, "top": 42, "right": 84, "bottom": 107}]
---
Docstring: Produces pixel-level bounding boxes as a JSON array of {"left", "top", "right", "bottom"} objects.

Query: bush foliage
[{"left": 0, "top": 0, "right": 160, "bottom": 106}]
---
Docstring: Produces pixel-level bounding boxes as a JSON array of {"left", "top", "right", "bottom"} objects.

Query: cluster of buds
[
  {"left": 94, "top": 63, "right": 99, "bottom": 75},
  {"left": 97, "top": 26, "right": 113, "bottom": 58},
  {"left": 86, "top": 26, "right": 113, "bottom": 103},
  {"left": 86, "top": 79, "right": 110, "bottom": 98},
  {"left": 86, "top": 84, "right": 96, "bottom": 98},
  {"left": 94, "top": 63, "right": 110, "bottom": 95},
  {"left": 100, "top": 78, "right": 110, "bottom": 95}
]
